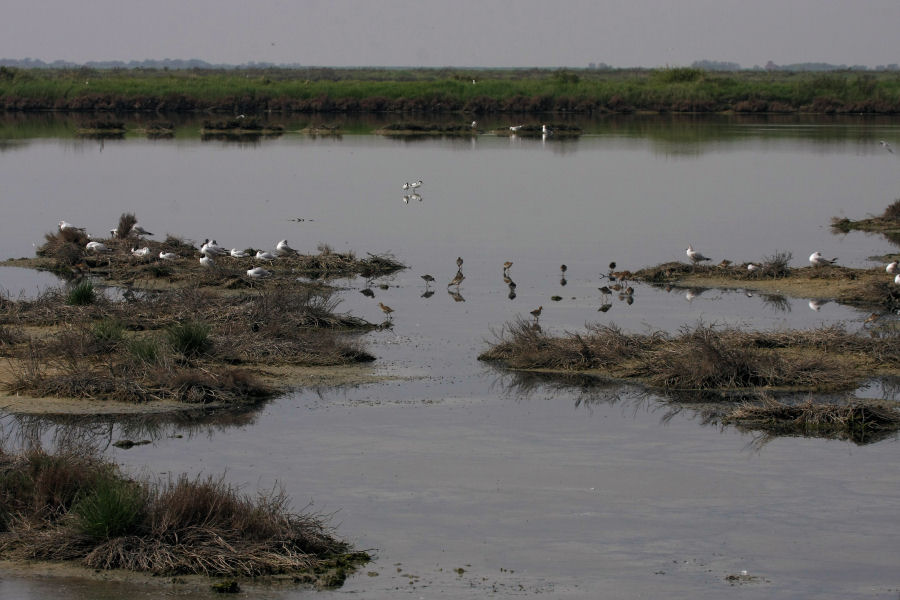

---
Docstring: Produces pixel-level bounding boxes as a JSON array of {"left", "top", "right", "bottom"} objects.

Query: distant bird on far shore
[
  {"left": 747, "top": 263, "right": 759, "bottom": 272},
  {"left": 880, "top": 140, "right": 894, "bottom": 153},
  {"left": 809, "top": 251, "right": 836, "bottom": 267},
  {"left": 378, "top": 302, "right": 394, "bottom": 320},
  {"left": 686, "top": 245, "right": 710, "bottom": 264},
  {"left": 509, "top": 125, "right": 523, "bottom": 132}
]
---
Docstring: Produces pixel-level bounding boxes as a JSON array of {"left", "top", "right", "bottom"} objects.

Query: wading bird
[
  {"left": 530, "top": 306, "right": 543, "bottom": 321},
  {"left": 809, "top": 251, "right": 836, "bottom": 267},
  {"left": 503, "top": 261, "right": 513, "bottom": 272},
  {"left": 421, "top": 274, "right": 435, "bottom": 287},
  {"left": 448, "top": 270, "right": 465, "bottom": 287},
  {"left": 456, "top": 256, "right": 463, "bottom": 268},
  {"left": 378, "top": 302, "right": 394, "bottom": 320}
]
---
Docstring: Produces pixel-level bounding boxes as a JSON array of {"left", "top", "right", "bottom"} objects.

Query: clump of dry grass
[
  {"left": 0, "top": 445, "right": 366, "bottom": 579},
  {"left": 882, "top": 198, "right": 900, "bottom": 221},
  {"left": 479, "top": 321, "right": 900, "bottom": 392},
  {"left": 115, "top": 213, "right": 137, "bottom": 239},
  {"left": 721, "top": 396, "right": 900, "bottom": 444}
]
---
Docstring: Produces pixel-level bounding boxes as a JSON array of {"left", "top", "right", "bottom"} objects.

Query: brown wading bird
[
  {"left": 503, "top": 261, "right": 513, "bottom": 272},
  {"left": 421, "top": 274, "right": 435, "bottom": 287},
  {"left": 457, "top": 256, "right": 464, "bottom": 269},
  {"left": 378, "top": 302, "right": 394, "bottom": 320},
  {"left": 448, "top": 270, "right": 465, "bottom": 287},
  {"left": 530, "top": 305, "right": 543, "bottom": 321}
]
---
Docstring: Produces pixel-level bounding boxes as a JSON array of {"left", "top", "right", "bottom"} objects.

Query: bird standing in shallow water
[
  {"left": 378, "top": 302, "right": 394, "bottom": 320},
  {"left": 448, "top": 270, "right": 465, "bottom": 287},
  {"left": 503, "top": 261, "right": 513, "bottom": 272},
  {"left": 421, "top": 274, "right": 435, "bottom": 287}
]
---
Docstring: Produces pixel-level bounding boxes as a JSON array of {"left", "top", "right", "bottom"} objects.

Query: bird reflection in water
[
  {"left": 421, "top": 289, "right": 435, "bottom": 299},
  {"left": 448, "top": 288, "right": 465, "bottom": 302}
]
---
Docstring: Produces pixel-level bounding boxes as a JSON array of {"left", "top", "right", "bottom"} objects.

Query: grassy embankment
[
  {"left": 0, "top": 216, "right": 405, "bottom": 409},
  {"left": 0, "top": 444, "right": 367, "bottom": 585},
  {"left": 2, "top": 66, "right": 900, "bottom": 114}
]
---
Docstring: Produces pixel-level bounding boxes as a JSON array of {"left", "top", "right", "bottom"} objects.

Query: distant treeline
[{"left": 1, "top": 66, "right": 899, "bottom": 114}]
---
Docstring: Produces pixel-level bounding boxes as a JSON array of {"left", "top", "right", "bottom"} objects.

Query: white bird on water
[
  {"left": 230, "top": 248, "right": 248, "bottom": 258},
  {"left": 880, "top": 140, "right": 893, "bottom": 153},
  {"left": 410, "top": 180, "right": 422, "bottom": 190},
  {"left": 402, "top": 182, "right": 411, "bottom": 191},
  {"left": 275, "top": 239, "right": 298, "bottom": 256},
  {"left": 542, "top": 124, "right": 552, "bottom": 135},
  {"left": 255, "top": 250, "right": 276, "bottom": 261},
  {"left": 159, "top": 251, "right": 177, "bottom": 261},
  {"left": 131, "top": 246, "right": 150, "bottom": 258},
  {"left": 509, "top": 124, "right": 524, "bottom": 132},
  {"left": 85, "top": 241, "right": 107, "bottom": 253},
  {"left": 247, "top": 266, "right": 271, "bottom": 279},
  {"left": 809, "top": 251, "right": 836, "bottom": 267},
  {"left": 886, "top": 261, "right": 898, "bottom": 274},
  {"left": 200, "top": 255, "right": 214, "bottom": 268},
  {"left": 686, "top": 245, "right": 710, "bottom": 263}
]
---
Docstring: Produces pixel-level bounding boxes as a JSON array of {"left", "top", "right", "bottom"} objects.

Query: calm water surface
[{"left": 1, "top": 115, "right": 898, "bottom": 599}]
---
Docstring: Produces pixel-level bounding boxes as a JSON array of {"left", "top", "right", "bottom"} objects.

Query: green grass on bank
[{"left": 2, "top": 66, "right": 899, "bottom": 113}]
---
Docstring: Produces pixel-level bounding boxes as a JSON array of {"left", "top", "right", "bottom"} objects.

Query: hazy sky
[{"left": 3, "top": 0, "right": 898, "bottom": 68}]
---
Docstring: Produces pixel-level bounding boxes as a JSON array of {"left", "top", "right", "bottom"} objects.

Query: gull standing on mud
[
  {"left": 686, "top": 245, "right": 710, "bottom": 264},
  {"left": 809, "top": 251, "right": 836, "bottom": 266}
]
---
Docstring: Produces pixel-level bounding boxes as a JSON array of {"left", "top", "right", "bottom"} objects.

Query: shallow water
[{"left": 1, "top": 115, "right": 899, "bottom": 599}]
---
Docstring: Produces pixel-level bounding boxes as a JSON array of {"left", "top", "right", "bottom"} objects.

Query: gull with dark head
[{"left": 159, "top": 251, "right": 177, "bottom": 261}]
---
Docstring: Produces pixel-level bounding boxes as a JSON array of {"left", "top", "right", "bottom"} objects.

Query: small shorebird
[
  {"left": 448, "top": 270, "right": 465, "bottom": 287},
  {"left": 378, "top": 302, "right": 394, "bottom": 320},
  {"left": 560, "top": 264, "right": 567, "bottom": 274},
  {"left": 809, "top": 251, "right": 836, "bottom": 267},
  {"left": 530, "top": 306, "right": 543, "bottom": 321},
  {"left": 247, "top": 266, "right": 271, "bottom": 278},
  {"left": 85, "top": 241, "right": 107, "bottom": 252},
  {"left": 199, "top": 255, "right": 214, "bottom": 268},
  {"left": 159, "top": 251, "right": 177, "bottom": 261},
  {"left": 275, "top": 239, "right": 298, "bottom": 256},
  {"left": 255, "top": 250, "right": 276, "bottom": 261},
  {"left": 598, "top": 286, "right": 612, "bottom": 297},
  {"left": 886, "top": 261, "right": 898, "bottom": 274},
  {"left": 230, "top": 248, "right": 248, "bottom": 258},
  {"left": 131, "top": 246, "right": 150, "bottom": 258},
  {"left": 502, "top": 261, "right": 513, "bottom": 272},
  {"left": 421, "top": 274, "right": 435, "bottom": 286},
  {"left": 456, "top": 256, "right": 463, "bottom": 268},
  {"left": 686, "top": 245, "right": 710, "bottom": 264}
]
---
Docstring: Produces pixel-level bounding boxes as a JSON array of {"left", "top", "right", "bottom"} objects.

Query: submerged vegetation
[
  {"left": 1, "top": 67, "right": 899, "bottom": 114},
  {"left": 0, "top": 444, "right": 368, "bottom": 582}
]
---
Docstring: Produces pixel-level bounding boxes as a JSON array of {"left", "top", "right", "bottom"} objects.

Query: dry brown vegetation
[
  {"left": 633, "top": 259, "right": 900, "bottom": 311},
  {"left": 0, "top": 283, "right": 375, "bottom": 405},
  {"left": 479, "top": 320, "right": 900, "bottom": 392},
  {"left": 719, "top": 396, "right": 900, "bottom": 444},
  {"left": 0, "top": 444, "right": 367, "bottom": 582}
]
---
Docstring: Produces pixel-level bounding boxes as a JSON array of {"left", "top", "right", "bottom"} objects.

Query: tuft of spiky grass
[
  {"left": 91, "top": 318, "right": 125, "bottom": 350},
  {"left": 883, "top": 198, "right": 900, "bottom": 221},
  {"left": 66, "top": 281, "right": 96, "bottom": 306},
  {"left": 166, "top": 321, "right": 211, "bottom": 358},
  {"left": 74, "top": 473, "right": 146, "bottom": 540},
  {"left": 116, "top": 213, "right": 137, "bottom": 239},
  {"left": 127, "top": 337, "right": 162, "bottom": 366}
]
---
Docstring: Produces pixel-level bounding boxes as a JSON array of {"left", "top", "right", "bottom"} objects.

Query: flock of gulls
[{"left": 60, "top": 220, "right": 298, "bottom": 280}]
